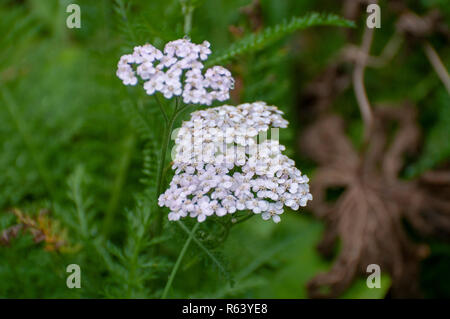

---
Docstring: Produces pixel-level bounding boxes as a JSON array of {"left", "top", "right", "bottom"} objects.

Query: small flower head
[
  {"left": 116, "top": 39, "right": 234, "bottom": 105},
  {"left": 158, "top": 102, "right": 312, "bottom": 224}
]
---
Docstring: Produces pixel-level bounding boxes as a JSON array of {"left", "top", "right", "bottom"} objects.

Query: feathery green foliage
[
  {"left": 207, "top": 13, "right": 355, "bottom": 66},
  {"left": 0, "top": 0, "right": 448, "bottom": 299}
]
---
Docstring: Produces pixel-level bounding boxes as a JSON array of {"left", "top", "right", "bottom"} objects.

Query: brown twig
[
  {"left": 353, "top": 27, "right": 375, "bottom": 139},
  {"left": 423, "top": 41, "right": 450, "bottom": 93},
  {"left": 298, "top": 0, "right": 450, "bottom": 299},
  {"left": 366, "top": 32, "right": 403, "bottom": 67}
]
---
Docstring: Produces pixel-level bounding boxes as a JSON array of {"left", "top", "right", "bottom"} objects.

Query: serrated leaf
[{"left": 206, "top": 13, "right": 355, "bottom": 67}]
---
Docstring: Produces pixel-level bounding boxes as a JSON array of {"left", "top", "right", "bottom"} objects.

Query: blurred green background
[{"left": 0, "top": 0, "right": 448, "bottom": 298}]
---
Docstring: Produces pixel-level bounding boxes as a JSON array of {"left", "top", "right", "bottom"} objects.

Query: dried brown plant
[
  {"left": 301, "top": 105, "right": 450, "bottom": 298},
  {"left": 0, "top": 208, "right": 76, "bottom": 252},
  {"left": 298, "top": 2, "right": 450, "bottom": 298}
]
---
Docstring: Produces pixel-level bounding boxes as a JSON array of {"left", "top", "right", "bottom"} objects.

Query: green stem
[
  {"left": 176, "top": 220, "right": 229, "bottom": 278},
  {"left": 183, "top": 5, "right": 194, "bottom": 35},
  {"left": 154, "top": 94, "right": 169, "bottom": 125},
  {"left": 232, "top": 212, "right": 255, "bottom": 226},
  {"left": 156, "top": 0, "right": 194, "bottom": 218},
  {"left": 154, "top": 0, "right": 195, "bottom": 236},
  {"left": 161, "top": 222, "right": 200, "bottom": 298},
  {"left": 154, "top": 108, "right": 178, "bottom": 235},
  {"left": 154, "top": 101, "right": 194, "bottom": 237}
]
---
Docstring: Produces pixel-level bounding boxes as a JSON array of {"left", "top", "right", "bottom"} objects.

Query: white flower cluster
[
  {"left": 158, "top": 102, "right": 312, "bottom": 223},
  {"left": 116, "top": 39, "right": 234, "bottom": 105}
]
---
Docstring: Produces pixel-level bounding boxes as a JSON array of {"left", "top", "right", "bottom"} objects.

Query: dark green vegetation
[{"left": 0, "top": 0, "right": 448, "bottom": 298}]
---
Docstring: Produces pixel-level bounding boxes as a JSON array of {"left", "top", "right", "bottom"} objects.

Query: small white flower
[
  {"left": 159, "top": 102, "right": 312, "bottom": 224},
  {"left": 116, "top": 39, "right": 234, "bottom": 105}
]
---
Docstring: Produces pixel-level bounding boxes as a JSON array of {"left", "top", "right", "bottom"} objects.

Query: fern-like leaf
[
  {"left": 67, "top": 165, "right": 95, "bottom": 240},
  {"left": 141, "top": 138, "right": 160, "bottom": 188},
  {"left": 206, "top": 13, "right": 355, "bottom": 67}
]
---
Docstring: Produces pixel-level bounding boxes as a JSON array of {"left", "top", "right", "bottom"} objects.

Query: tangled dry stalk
[
  {"left": 299, "top": 1, "right": 450, "bottom": 298},
  {"left": 1, "top": 209, "right": 74, "bottom": 252},
  {"left": 302, "top": 106, "right": 450, "bottom": 298}
]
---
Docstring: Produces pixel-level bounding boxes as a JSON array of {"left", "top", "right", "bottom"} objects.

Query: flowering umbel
[
  {"left": 158, "top": 102, "right": 312, "bottom": 223},
  {"left": 116, "top": 38, "right": 234, "bottom": 105}
]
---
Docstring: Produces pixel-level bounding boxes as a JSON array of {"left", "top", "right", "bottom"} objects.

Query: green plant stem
[
  {"left": 154, "top": 104, "right": 186, "bottom": 236},
  {"left": 232, "top": 212, "right": 255, "bottom": 226},
  {"left": 154, "top": 0, "right": 195, "bottom": 237},
  {"left": 155, "top": 121, "right": 173, "bottom": 233},
  {"left": 154, "top": 95, "right": 169, "bottom": 125},
  {"left": 154, "top": 99, "right": 195, "bottom": 237},
  {"left": 183, "top": 4, "right": 194, "bottom": 35},
  {"left": 161, "top": 222, "right": 200, "bottom": 298},
  {"left": 176, "top": 220, "right": 231, "bottom": 281}
]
